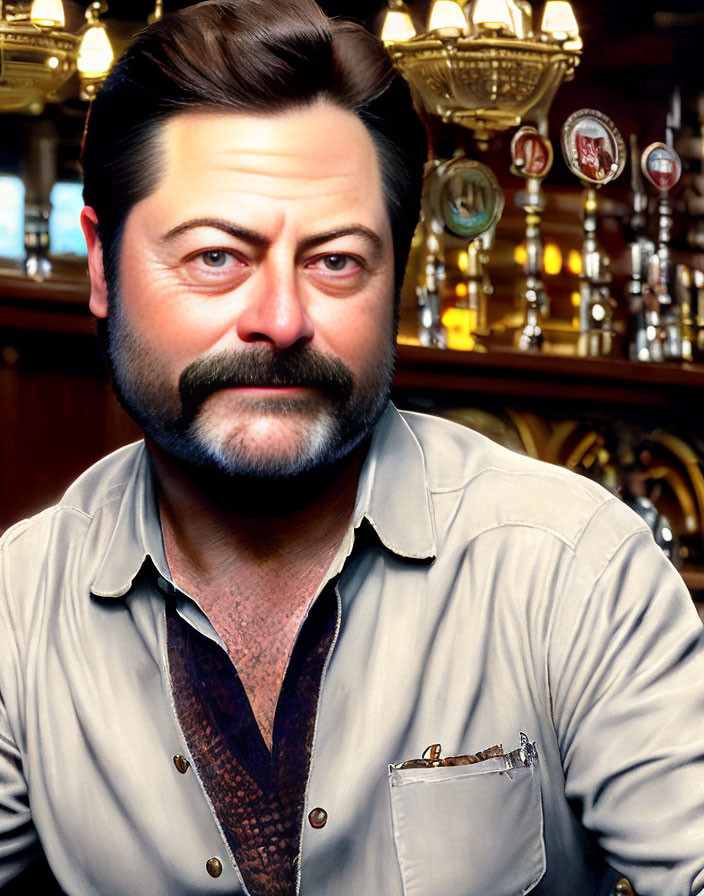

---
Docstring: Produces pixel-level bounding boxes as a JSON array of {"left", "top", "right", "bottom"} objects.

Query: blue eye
[{"left": 202, "top": 250, "right": 229, "bottom": 267}]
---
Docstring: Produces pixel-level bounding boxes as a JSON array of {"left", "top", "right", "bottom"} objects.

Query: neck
[{"left": 147, "top": 438, "right": 365, "bottom": 577}]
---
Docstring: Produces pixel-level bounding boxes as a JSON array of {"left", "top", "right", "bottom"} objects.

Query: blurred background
[{"left": 2, "top": 0, "right": 704, "bottom": 619}]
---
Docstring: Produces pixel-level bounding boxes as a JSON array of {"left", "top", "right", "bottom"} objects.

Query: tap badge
[
  {"left": 561, "top": 108, "right": 626, "bottom": 187},
  {"left": 424, "top": 157, "right": 504, "bottom": 241},
  {"left": 641, "top": 142, "right": 682, "bottom": 193},
  {"left": 510, "top": 126, "right": 554, "bottom": 180}
]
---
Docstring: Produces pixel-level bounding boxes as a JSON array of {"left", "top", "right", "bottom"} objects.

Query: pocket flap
[{"left": 389, "top": 741, "right": 546, "bottom": 896}]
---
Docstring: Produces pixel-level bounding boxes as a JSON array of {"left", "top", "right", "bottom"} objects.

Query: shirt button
[
  {"left": 173, "top": 755, "right": 190, "bottom": 774},
  {"left": 206, "top": 857, "right": 223, "bottom": 878},
  {"left": 308, "top": 807, "right": 328, "bottom": 829},
  {"left": 156, "top": 576, "right": 175, "bottom": 595}
]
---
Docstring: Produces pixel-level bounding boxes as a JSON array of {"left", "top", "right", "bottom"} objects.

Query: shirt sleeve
[
  {"left": 0, "top": 540, "right": 43, "bottom": 888},
  {"left": 549, "top": 499, "right": 704, "bottom": 896}
]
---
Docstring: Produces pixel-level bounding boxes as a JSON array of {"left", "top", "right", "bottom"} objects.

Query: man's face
[{"left": 87, "top": 102, "right": 396, "bottom": 480}]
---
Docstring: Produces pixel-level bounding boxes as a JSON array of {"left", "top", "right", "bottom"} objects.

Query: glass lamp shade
[
  {"left": 381, "top": 9, "right": 417, "bottom": 44},
  {"left": 428, "top": 0, "right": 466, "bottom": 32},
  {"left": 508, "top": 1, "right": 533, "bottom": 38},
  {"left": 541, "top": 1, "right": 579, "bottom": 39},
  {"left": 471, "top": 0, "right": 516, "bottom": 33},
  {"left": 78, "top": 25, "right": 114, "bottom": 76},
  {"left": 30, "top": 0, "right": 65, "bottom": 28}
]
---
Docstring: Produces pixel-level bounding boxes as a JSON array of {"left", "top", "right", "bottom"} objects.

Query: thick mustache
[{"left": 177, "top": 345, "right": 355, "bottom": 426}]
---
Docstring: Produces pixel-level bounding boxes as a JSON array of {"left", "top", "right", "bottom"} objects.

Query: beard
[{"left": 101, "top": 296, "right": 396, "bottom": 485}]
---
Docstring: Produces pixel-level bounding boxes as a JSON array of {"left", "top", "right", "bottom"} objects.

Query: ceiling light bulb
[
  {"left": 508, "top": 0, "right": 533, "bottom": 39},
  {"left": 30, "top": 0, "right": 65, "bottom": 28},
  {"left": 428, "top": 0, "right": 466, "bottom": 32},
  {"left": 380, "top": 9, "right": 417, "bottom": 44},
  {"left": 78, "top": 24, "right": 114, "bottom": 77},
  {"left": 471, "top": 0, "right": 516, "bottom": 33},
  {"left": 541, "top": 1, "right": 579, "bottom": 40}
]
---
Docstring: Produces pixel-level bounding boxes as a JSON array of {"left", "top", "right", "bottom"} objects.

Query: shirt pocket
[{"left": 388, "top": 754, "right": 546, "bottom": 896}]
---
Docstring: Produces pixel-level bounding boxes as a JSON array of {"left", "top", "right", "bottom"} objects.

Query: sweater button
[
  {"left": 308, "top": 807, "right": 328, "bottom": 829},
  {"left": 206, "top": 857, "right": 223, "bottom": 878}
]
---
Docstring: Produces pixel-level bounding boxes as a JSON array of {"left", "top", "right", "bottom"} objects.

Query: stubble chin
[{"left": 190, "top": 398, "right": 337, "bottom": 478}]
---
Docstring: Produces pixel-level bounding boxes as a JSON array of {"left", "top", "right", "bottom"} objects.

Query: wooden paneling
[{"left": 0, "top": 362, "right": 140, "bottom": 532}]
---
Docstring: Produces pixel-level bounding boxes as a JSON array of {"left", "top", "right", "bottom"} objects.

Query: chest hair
[{"left": 167, "top": 543, "right": 339, "bottom": 751}]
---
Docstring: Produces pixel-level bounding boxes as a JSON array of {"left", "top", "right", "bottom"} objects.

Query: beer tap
[
  {"left": 416, "top": 160, "right": 448, "bottom": 347},
  {"left": 561, "top": 109, "right": 625, "bottom": 357},
  {"left": 511, "top": 125, "right": 554, "bottom": 351},
  {"left": 675, "top": 264, "right": 694, "bottom": 362},
  {"left": 641, "top": 141, "right": 683, "bottom": 361},
  {"left": 416, "top": 214, "right": 447, "bottom": 348},
  {"left": 695, "top": 269, "right": 704, "bottom": 361},
  {"left": 627, "top": 134, "right": 656, "bottom": 361},
  {"left": 419, "top": 155, "right": 503, "bottom": 349}
]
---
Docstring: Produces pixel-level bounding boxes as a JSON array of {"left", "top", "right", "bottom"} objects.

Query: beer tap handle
[
  {"left": 511, "top": 126, "right": 554, "bottom": 351},
  {"left": 641, "top": 142, "right": 683, "bottom": 360},
  {"left": 561, "top": 109, "right": 625, "bottom": 357}
]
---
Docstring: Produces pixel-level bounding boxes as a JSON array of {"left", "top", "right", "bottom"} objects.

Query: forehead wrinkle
[
  {"left": 161, "top": 146, "right": 369, "bottom": 200},
  {"left": 148, "top": 105, "right": 389, "bottom": 241},
  {"left": 162, "top": 110, "right": 380, "bottom": 186},
  {"left": 162, "top": 174, "right": 374, "bottom": 208},
  {"left": 168, "top": 154, "right": 366, "bottom": 187}
]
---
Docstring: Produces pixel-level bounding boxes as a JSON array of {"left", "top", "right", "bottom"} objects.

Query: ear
[{"left": 81, "top": 206, "right": 109, "bottom": 319}]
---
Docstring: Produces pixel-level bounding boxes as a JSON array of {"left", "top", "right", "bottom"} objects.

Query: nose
[{"left": 235, "top": 260, "right": 314, "bottom": 350}]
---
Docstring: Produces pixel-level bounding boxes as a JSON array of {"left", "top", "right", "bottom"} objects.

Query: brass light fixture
[
  {"left": 0, "top": 1, "right": 162, "bottom": 114},
  {"left": 77, "top": 1, "right": 114, "bottom": 100},
  {"left": 382, "top": 0, "right": 582, "bottom": 144}
]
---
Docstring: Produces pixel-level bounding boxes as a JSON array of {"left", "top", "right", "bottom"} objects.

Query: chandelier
[
  {"left": 0, "top": 0, "right": 162, "bottom": 114},
  {"left": 381, "top": 0, "right": 582, "bottom": 144}
]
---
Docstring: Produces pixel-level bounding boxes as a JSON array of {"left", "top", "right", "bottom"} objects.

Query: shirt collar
[
  {"left": 91, "top": 403, "right": 436, "bottom": 599},
  {"left": 91, "top": 446, "right": 169, "bottom": 599},
  {"left": 353, "top": 403, "right": 437, "bottom": 560}
]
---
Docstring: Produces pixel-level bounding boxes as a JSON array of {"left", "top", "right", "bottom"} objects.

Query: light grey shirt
[{"left": 1, "top": 404, "right": 703, "bottom": 896}]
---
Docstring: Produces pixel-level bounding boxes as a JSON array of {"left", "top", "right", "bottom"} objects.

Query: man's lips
[
  {"left": 205, "top": 385, "right": 321, "bottom": 406},
  {"left": 218, "top": 385, "right": 315, "bottom": 396}
]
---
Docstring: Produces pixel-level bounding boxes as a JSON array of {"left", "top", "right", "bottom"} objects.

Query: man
[{"left": 1, "top": 2, "right": 703, "bottom": 895}]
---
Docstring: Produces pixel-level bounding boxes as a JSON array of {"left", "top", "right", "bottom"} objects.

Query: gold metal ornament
[
  {"left": 383, "top": 1, "right": 581, "bottom": 145},
  {"left": 0, "top": 3, "right": 79, "bottom": 114},
  {"left": 0, "top": 1, "right": 162, "bottom": 113}
]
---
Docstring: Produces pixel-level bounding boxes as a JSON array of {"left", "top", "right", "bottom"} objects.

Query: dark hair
[{"left": 81, "top": 0, "right": 427, "bottom": 295}]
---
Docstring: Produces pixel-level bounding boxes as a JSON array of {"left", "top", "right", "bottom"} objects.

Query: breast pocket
[{"left": 388, "top": 752, "right": 546, "bottom": 896}]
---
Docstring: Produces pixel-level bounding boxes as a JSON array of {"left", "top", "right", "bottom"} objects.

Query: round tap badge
[
  {"left": 510, "top": 127, "right": 554, "bottom": 180},
  {"left": 430, "top": 158, "right": 504, "bottom": 241},
  {"left": 561, "top": 109, "right": 626, "bottom": 186},
  {"left": 641, "top": 142, "right": 682, "bottom": 193}
]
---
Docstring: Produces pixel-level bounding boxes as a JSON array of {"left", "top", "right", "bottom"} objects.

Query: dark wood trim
[{"left": 394, "top": 344, "right": 704, "bottom": 408}]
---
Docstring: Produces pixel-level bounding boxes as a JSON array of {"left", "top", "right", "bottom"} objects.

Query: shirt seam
[
  {"left": 429, "top": 465, "right": 606, "bottom": 504},
  {"left": 394, "top": 412, "right": 438, "bottom": 553},
  {"left": 450, "top": 520, "right": 582, "bottom": 552},
  {"left": 0, "top": 504, "right": 92, "bottom": 550},
  {"left": 1, "top": 483, "right": 133, "bottom": 553},
  {"left": 544, "top": 513, "right": 650, "bottom": 737},
  {"left": 69, "top": 481, "right": 134, "bottom": 522}
]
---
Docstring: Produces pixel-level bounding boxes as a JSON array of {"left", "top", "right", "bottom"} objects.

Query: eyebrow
[
  {"left": 159, "top": 218, "right": 385, "bottom": 260},
  {"left": 160, "top": 219, "right": 268, "bottom": 247},
  {"left": 299, "top": 226, "right": 385, "bottom": 259}
]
